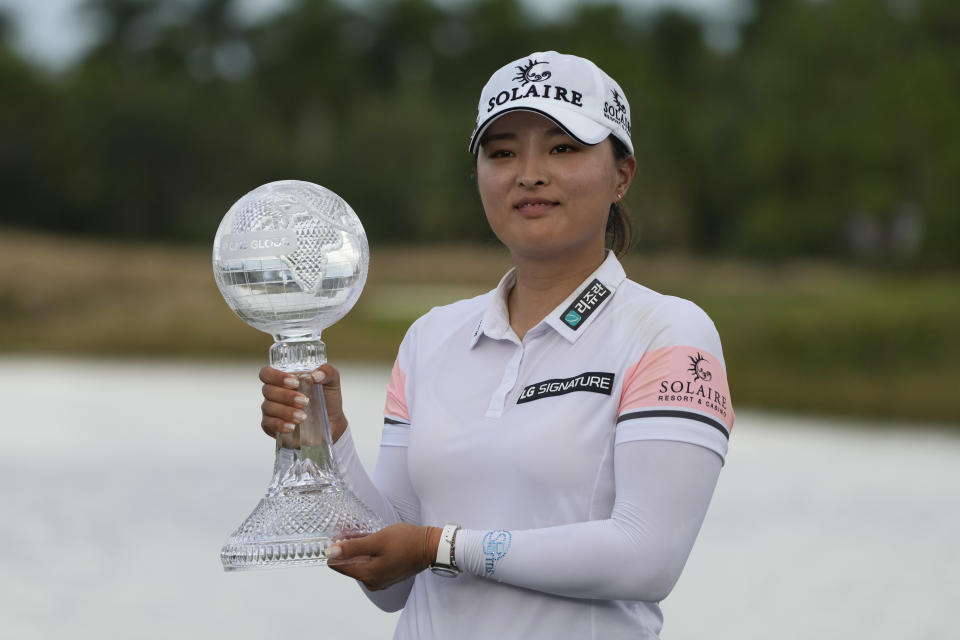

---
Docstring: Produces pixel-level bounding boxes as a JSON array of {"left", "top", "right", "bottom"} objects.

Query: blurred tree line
[{"left": 0, "top": 0, "right": 957, "bottom": 266}]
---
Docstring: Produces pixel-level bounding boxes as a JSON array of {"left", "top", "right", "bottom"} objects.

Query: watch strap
[{"left": 430, "top": 523, "right": 461, "bottom": 576}]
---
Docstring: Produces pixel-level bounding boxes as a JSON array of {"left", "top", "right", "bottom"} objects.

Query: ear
[{"left": 614, "top": 154, "right": 637, "bottom": 199}]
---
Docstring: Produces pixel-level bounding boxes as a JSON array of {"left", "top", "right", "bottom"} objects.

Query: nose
[{"left": 517, "top": 154, "right": 548, "bottom": 188}]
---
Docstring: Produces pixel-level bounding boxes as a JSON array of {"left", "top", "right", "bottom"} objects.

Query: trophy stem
[
  {"left": 268, "top": 338, "right": 338, "bottom": 485},
  {"left": 269, "top": 337, "right": 327, "bottom": 372}
]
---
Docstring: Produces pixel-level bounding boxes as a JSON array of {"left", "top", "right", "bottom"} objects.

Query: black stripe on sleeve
[
  {"left": 383, "top": 417, "right": 410, "bottom": 425},
  {"left": 616, "top": 409, "right": 729, "bottom": 440}
]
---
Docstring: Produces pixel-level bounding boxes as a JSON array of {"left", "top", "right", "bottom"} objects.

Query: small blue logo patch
[
  {"left": 563, "top": 310, "right": 582, "bottom": 327},
  {"left": 481, "top": 530, "right": 512, "bottom": 575}
]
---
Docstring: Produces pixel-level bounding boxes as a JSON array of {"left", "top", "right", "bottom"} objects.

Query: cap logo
[
  {"left": 513, "top": 58, "right": 552, "bottom": 86},
  {"left": 611, "top": 89, "right": 626, "bottom": 113},
  {"left": 603, "top": 88, "right": 632, "bottom": 135},
  {"left": 486, "top": 59, "right": 584, "bottom": 114}
]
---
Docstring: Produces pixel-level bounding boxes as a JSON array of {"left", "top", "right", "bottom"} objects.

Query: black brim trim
[
  {"left": 469, "top": 106, "right": 599, "bottom": 154},
  {"left": 616, "top": 409, "right": 729, "bottom": 440}
]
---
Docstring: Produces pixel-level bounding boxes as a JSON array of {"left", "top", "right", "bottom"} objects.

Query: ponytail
[{"left": 605, "top": 136, "right": 634, "bottom": 257}]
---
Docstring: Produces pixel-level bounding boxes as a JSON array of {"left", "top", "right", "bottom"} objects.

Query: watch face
[{"left": 430, "top": 566, "right": 459, "bottom": 578}]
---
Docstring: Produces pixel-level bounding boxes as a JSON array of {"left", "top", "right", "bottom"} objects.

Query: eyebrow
[{"left": 479, "top": 126, "right": 568, "bottom": 146}]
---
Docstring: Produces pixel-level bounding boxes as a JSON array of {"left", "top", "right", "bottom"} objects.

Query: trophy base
[{"left": 221, "top": 481, "right": 382, "bottom": 572}]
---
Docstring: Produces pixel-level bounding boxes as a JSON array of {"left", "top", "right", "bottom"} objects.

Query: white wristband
[{"left": 430, "top": 523, "right": 461, "bottom": 577}]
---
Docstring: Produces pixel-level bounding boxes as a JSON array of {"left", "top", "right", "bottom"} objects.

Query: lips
[{"left": 514, "top": 197, "right": 559, "bottom": 213}]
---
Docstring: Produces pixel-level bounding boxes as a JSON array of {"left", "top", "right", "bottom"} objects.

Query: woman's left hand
[{"left": 327, "top": 523, "right": 441, "bottom": 591}]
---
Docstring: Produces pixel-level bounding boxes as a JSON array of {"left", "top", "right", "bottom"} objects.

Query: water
[{"left": 1, "top": 358, "right": 957, "bottom": 639}]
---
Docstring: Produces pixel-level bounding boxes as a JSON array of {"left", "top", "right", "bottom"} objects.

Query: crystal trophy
[{"left": 213, "top": 180, "right": 383, "bottom": 571}]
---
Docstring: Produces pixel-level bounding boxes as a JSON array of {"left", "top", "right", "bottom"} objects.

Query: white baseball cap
[{"left": 468, "top": 51, "right": 634, "bottom": 155}]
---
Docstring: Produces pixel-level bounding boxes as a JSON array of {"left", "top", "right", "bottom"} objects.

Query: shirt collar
[
  {"left": 468, "top": 268, "right": 517, "bottom": 348},
  {"left": 468, "top": 251, "right": 627, "bottom": 348}
]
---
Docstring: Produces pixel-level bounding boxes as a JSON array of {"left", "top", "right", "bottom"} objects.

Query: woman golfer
[{"left": 258, "top": 51, "right": 734, "bottom": 639}]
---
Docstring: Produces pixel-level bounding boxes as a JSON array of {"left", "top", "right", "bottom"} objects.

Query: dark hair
[
  {"left": 471, "top": 133, "right": 634, "bottom": 256},
  {"left": 607, "top": 135, "right": 634, "bottom": 257}
]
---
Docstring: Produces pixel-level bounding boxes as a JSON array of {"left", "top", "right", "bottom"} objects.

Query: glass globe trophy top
[{"left": 213, "top": 180, "right": 383, "bottom": 571}]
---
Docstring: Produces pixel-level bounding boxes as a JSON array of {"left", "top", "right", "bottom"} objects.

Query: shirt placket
[
  {"left": 484, "top": 325, "right": 550, "bottom": 418},
  {"left": 485, "top": 336, "right": 523, "bottom": 418}
]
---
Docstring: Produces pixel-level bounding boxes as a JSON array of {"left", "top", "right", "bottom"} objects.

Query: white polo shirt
[{"left": 380, "top": 251, "right": 733, "bottom": 638}]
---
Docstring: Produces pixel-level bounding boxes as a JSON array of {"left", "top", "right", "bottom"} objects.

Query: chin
[{"left": 509, "top": 239, "right": 596, "bottom": 262}]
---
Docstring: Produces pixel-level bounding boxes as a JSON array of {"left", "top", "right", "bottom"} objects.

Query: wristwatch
[{"left": 429, "top": 523, "right": 461, "bottom": 577}]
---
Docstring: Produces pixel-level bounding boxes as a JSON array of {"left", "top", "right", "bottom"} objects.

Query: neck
[{"left": 507, "top": 247, "right": 606, "bottom": 340}]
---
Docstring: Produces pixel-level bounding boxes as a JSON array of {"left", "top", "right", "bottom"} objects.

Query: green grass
[{"left": 1, "top": 229, "right": 957, "bottom": 425}]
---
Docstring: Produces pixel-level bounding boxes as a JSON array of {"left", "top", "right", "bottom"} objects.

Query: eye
[
  {"left": 487, "top": 149, "right": 514, "bottom": 159},
  {"left": 551, "top": 143, "right": 577, "bottom": 154}
]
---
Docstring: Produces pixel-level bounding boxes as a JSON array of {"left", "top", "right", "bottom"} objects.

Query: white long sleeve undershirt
[
  {"left": 333, "top": 428, "right": 418, "bottom": 612},
  {"left": 333, "top": 426, "right": 722, "bottom": 609},
  {"left": 455, "top": 440, "right": 721, "bottom": 601}
]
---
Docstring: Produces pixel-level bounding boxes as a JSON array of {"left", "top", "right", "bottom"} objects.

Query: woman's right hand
[{"left": 258, "top": 363, "right": 349, "bottom": 443}]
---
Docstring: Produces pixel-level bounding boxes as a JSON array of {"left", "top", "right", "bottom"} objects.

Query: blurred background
[{"left": 0, "top": 0, "right": 957, "bottom": 638}]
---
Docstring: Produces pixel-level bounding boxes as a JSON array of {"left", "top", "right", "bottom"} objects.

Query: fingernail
[
  {"left": 323, "top": 545, "right": 341, "bottom": 559},
  {"left": 283, "top": 376, "right": 299, "bottom": 389},
  {"left": 293, "top": 410, "right": 307, "bottom": 422},
  {"left": 282, "top": 422, "right": 296, "bottom": 432},
  {"left": 293, "top": 395, "right": 309, "bottom": 407},
  {"left": 311, "top": 370, "right": 326, "bottom": 383}
]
